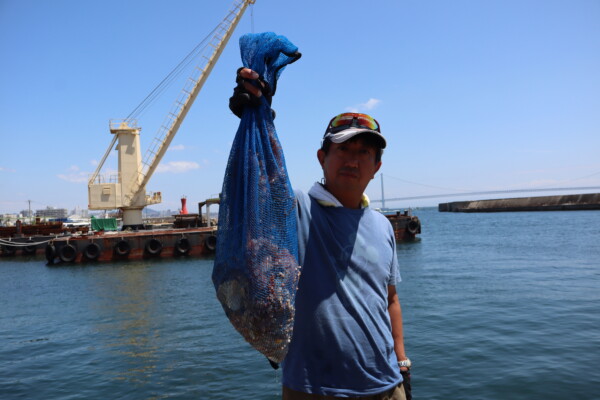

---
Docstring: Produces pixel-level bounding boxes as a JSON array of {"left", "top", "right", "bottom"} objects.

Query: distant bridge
[{"left": 371, "top": 186, "right": 600, "bottom": 204}]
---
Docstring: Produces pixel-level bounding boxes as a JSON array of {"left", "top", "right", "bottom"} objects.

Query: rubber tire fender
[
  {"left": 204, "top": 235, "right": 217, "bottom": 252},
  {"left": 84, "top": 242, "right": 101, "bottom": 261},
  {"left": 145, "top": 238, "right": 163, "bottom": 256},
  {"left": 114, "top": 240, "right": 131, "bottom": 257},
  {"left": 175, "top": 237, "right": 191, "bottom": 256},
  {"left": 59, "top": 243, "right": 78, "bottom": 263},
  {"left": 407, "top": 219, "right": 420, "bottom": 235},
  {"left": 23, "top": 244, "right": 37, "bottom": 255},
  {"left": 45, "top": 243, "right": 56, "bottom": 263},
  {"left": 1, "top": 245, "right": 16, "bottom": 256}
]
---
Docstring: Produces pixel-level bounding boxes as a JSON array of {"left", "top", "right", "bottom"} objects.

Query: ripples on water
[
  {"left": 399, "top": 210, "right": 600, "bottom": 400},
  {"left": 1, "top": 210, "right": 598, "bottom": 399}
]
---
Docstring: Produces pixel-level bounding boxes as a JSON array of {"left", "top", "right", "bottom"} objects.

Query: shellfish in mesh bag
[
  {"left": 215, "top": 238, "right": 301, "bottom": 363},
  {"left": 212, "top": 32, "right": 302, "bottom": 364}
]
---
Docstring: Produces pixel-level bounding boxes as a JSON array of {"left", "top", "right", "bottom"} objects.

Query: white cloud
[
  {"left": 0, "top": 166, "right": 16, "bottom": 172},
  {"left": 345, "top": 98, "right": 382, "bottom": 113},
  {"left": 57, "top": 170, "right": 89, "bottom": 183},
  {"left": 169, "top": 144, "right": 185, "bottom": 151},
  {"left": 156, "top": 161, "right": 200, "bottom": 173},
  {"left": 56, "top": 165, "right": 92, "bottom": 184}
]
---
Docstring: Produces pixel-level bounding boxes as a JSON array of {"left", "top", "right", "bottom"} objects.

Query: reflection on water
[
  {"left": 0, "top": 256, "right": 278, "bottom": 400},
  {"left": 91, "top": 262, "right": 161, "bottom": 385}
]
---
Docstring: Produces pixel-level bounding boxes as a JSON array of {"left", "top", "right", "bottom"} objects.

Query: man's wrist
[{"left": 397, "top": 358, "right": 411, "bottom": 369}]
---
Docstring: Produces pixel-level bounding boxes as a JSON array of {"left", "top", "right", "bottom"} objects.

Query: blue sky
[{"left": 1, "top": 0, "right": 599, "bottom": 214}]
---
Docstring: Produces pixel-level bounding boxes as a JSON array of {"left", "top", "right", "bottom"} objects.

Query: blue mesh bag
[{"left": 212, "top": 32, "right": 301, "bottom": 364}]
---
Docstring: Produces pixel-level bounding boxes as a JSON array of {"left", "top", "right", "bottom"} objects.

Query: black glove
[
  {"left": 228, "top": 67, "right": 274, "bottom": 118},
  {"left": 401, "top": 369, "right": 412, "bottom": 400}
]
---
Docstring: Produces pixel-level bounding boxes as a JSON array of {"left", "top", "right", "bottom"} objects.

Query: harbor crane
[{"left": 88, "top": 0, "right": 255, "bottom": 229}]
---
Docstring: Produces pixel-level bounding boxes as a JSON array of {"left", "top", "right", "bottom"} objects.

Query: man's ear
[
  {"left": 317, "top": 148, "right": 326, "bottom": 168},
  {"left": 372, "top": 161, "right": 382, "bottom": 179}
]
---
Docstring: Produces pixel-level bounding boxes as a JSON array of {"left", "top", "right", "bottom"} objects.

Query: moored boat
[
  {"left": 44, "top": 226, "right": 217, "bottom": 264},
  {"left": 40, "top": 211, "right": 419, "bottom": 264},
  {"left": 0, "top": 220, "right": 90, "bottom": 257},
  {"left": 384, "top": 210, "right": 421, "bottom": 242}
]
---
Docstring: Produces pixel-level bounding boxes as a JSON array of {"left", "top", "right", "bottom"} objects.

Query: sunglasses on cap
[{"left": 325, "top": 113, "right": 381, "bottom": 135}]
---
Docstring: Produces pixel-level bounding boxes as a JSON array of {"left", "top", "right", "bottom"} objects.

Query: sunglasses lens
[
  {"left": 356, "top": 116, "right": 378, "bottom": 131},
  {"left": 329, "top": 113, "right": 379, "bottom": 132},
  {"left": 330, "top": 114, "right": 353, "bottom": 128}
]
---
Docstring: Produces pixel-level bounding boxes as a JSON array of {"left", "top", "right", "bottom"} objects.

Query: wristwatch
[{"left": 398, "top": 358, "right": 411, "bottom": 369}]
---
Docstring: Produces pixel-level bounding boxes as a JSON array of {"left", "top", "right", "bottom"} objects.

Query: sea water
[{"left": 1, "top": 209, "right": 598, "bottom": 399}]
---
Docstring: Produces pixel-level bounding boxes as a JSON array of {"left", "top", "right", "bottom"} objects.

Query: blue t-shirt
[{"left": 282, "top": 191, "right": 403, "bottom": 397}]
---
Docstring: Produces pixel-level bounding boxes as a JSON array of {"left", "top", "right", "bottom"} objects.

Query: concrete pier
[{"left": 439, "top": 193, "right": 600, "bottom": 212}]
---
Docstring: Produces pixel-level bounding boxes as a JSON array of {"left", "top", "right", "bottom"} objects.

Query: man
[{"left": 231, "top": 68, "right": 411, "bottom": 400}]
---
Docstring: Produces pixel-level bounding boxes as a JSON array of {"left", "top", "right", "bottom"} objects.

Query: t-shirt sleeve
[{"left": 388, "top": 224, "right": 401, "bottom": 285}]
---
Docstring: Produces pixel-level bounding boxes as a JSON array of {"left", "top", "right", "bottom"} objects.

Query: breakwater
[{"left": 439, "top": 192, "right": 600, "bottom": 212}]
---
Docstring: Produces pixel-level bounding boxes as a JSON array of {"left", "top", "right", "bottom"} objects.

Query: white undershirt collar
[{"left": 307, "top": 182, "right": 370, "bottom": 208}]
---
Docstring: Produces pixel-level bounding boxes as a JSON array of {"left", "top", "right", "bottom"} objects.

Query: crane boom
[
  {"left": 88, "top": 0, "right": 255, "bottom": 228},
  {"left": 129, "top": 0, "right": 254, "bottom": 205}
]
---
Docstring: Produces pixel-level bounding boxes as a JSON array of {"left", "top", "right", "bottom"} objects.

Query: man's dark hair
[{"left": 321, "top": 134, "right": 383, "bottom": 163}]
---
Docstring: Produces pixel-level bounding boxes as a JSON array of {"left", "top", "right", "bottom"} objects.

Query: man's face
[{"left": 317, "top": 137, "right": 382, "bottom": 198}]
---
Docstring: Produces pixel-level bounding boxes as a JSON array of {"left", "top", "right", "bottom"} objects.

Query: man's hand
[
  {"left": 239, "top": 68, "right": 262, "bottom": 97},
  {"left": 229, "top": 67, "right": 274, "bottom": 118}
]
